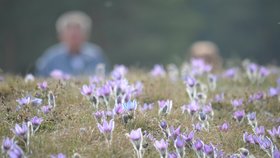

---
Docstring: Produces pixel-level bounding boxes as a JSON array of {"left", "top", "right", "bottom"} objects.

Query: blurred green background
[{"left": 0, "top": 0, "right": 280, "bottom": 74}]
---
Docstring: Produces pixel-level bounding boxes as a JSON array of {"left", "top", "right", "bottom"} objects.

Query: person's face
[{"left": 59, "top": 24, "right": 87, "bottom": 53}]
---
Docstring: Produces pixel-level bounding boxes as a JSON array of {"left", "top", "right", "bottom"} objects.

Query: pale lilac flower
[
  {"left": 30, "top": 116, "right": 43, "bottom": 127},
  {"left": 12, "top": 123, "right": 28, "bottom": 139},
  {"left": 174, "top": 136, "right": 185, "bottom": 158},
  {"left": 50, "top": 153, "right": 67, "bottom": 158},
  {"left": 182, "top": 102, "right": 199, "bottom": 116},
  {"left": 233, "top": 110, "right": 245, "bottom": 123},
  {"left": 154, "top": 139, "right": 168, "bottom": 158},
  {"left": 259, "top": 66, "right": 270, "bottom": 77},
  {"left": 223, "top": 68, "right": 237, "bottom": 78},
  {"left": 114, "top": 104, "right": 124, "bottom": 115},
  {"left": 16, "top": 97, "right": 30, "bottom": 106},
  {"left": 231, "top": 99, "right": 243, "bottom": 108},
  {"left": 80, "top": 85, "right": 93, "bottom": 96},
  {"left": 259, "top": 137, "right": 273, "bottom": 151},
  {"left": 50, "top": 69, "right": 65, "bottom": 80},
  {"left": 243, "top": 132, "right": 255, "bottom": 144},
  {"left": 158, "top": 100, "right": 172, "bottom": 115},
  {"left": 193, "top": 139, "right": 204, "bottom": 151},
  {"left": 267, "top": 126, "right": 280, "bottom": 139},
  {"left": 140, "top": 103, "right": 153, "bottom": 112},
  {"left": 254, "top": 126, "right": 265, "bottom": 136},
  {"left": 37, "top": 81, "right": 48, "bottom": 91},
  {"left": 1, "top": 137, "right": 15, "bottom": 153},
  {"left": 41, "top": 105, "right": 52, "bottom": 114},
  {"left": 184, "top": 76, "right": 196, "bottom": 88},
  {"left": 126, "top": 128, "right": 143, "bottom": 157},
  {"left": 269, "top": 87, "right": 278, "bottom": 97},
  {"left": 7, "top": 144, "right": 24, "bottom": 158},
  {"left": 127, "top": 128, "right": 142, "bottom": 142},
  {"left": 168, "top": 152, "right": 178, "bottom": 158},
  {"left": 160, "top": 121, "right": 168, "bottom": 130},
  {"left": 181, "top": 130, "right": 195, "bottom": 143},
  {"left": 214, "top": 93, "right": 224, "bottom": 103},
  {"left": 150, "top": 64, "right": 166, "bottom": 77},
  {"left": 111, "top": 65, "right": 128, "bottom": 79},
  {"left": 249, "top": 92, "right": 264, "bottom": 103},
  {"left": 169, "top": 126, "right": 181, "bottom": 140},
  {"left": 273, "top": 147, "right": 280, "bottom": 158},
  {"left": 193, "top": 123, "right": 203, "bottom": 132},
  {"left": 219, "top": 122, "right": 229, "bottom": 132},
  {"left": 97, "top": 119, "right": 115, "bottom": 134},
  {"left": 203, "top": 144, "right": 214, "bottom": 156}
]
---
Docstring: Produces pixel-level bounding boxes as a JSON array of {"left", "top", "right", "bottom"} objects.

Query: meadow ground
[{"left": 0, "top": 63, "right": 280, "bottom": 158}]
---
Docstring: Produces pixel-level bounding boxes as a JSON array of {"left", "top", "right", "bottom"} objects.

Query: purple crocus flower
[
  {"left": 243, "top": 132, "right": 255, "bottom": 144},
  {"left": 169, "top": 126, "right": 181, "bottom": 140},
  {"left": 233, "top": 110, "right": 245, "bottom": 123},
  {"left": 267, "top": 126, "right": 280, "bottom": 139},
  {"left": 114, "top": 104, "right": 124, "bottom": 115},
  {"left": 184, "top": 102, "right": 199, "bottom": 116},
  {"left": 97, "top": 119, "right": 115, "bottom": 134},
  {"left": 273, "top": 147, "right": 280, "bottom": 158},
  {"left": 49, "top": 69, "right": 70, "bottom": 80},
  {"left": 30, "top": 116, "right": 43, "bottom": 127},
  {"left": 50, "top": 153, "right": 67, "bottom": 158},
  {"left": 12, "top": 123, "right": 28, "bottom": 139},
  {"left": 181, "top": 130, "right": 195, "bottom": 143},
  {"left": 268, "top": 87, "right": 278, "bottom": 97},
  {"left": 219, "top": 122, "right": 229, "bottom": 132},
  {"left": 41, "top": 105, "right": 52, "bottom": 114},
  {"left": 231, "top": 99, "right": 243, "bottom": 108},
  {"left": 193, "top": 139, "right": 204, "bottom": 151},
  {"left": 247, "top": 112, "right": 256, "bottom": 122},
  {"left": 154, "top": 139, "right": 168, "bottom": 157},
  {"left": 127, "top": 128, "right": 142, "bottom": 142},
  {"left": 255, "top": 126, "right": 265, "bottom": 136},
  {"left": 1, "top": 137, "right": 14, "bottom": 152},
  {"left": 174, "top": 136, "right": 185, "bottom": 158},
  {"left": 249, "top": 92, "right": 264, "bottom": 103},
  {"left": 223, "top": 68, "right": 237, "bottom": 78},
  {"left": 126, "top": 128, "right": 143, "bottom": 152},
  {"left": 174, "top": 136, "right": 185, "bottom": 149},
  {"left": 111, "top": 65, "right": 128, "bottom": 79},
  {"left": 150, "top": 64, "right": 166, "bottom": 77},
  {"left": 7, "top": 144, "right": 24, "bottom": 158},
  {"left": 158, "top": 100, "right": 172, "bottom": 115},
  {"left": 168, "top": 152, "right": 178, "bottom": 158},
  {"left": 16, "top": 97, "right": 30, "bottom": 106},
  {"left": 140, "top": 103, "right": 153, "bottom": 112},
  {"left": 203, "top": 144, "right": 214, "bottom": 156},
  {"left": 259, "top": 66, "right": 270, "bottom": 77},
  {"left": 259, "top": 137, "right": 272, "bottom": 150},
  {"left": 37, "top": 81, "right": 48, "bottom": 91},
  {"left": 185, "top": 76, "right": 196, "bottom": 88},
  {"left": 193, "top": 123, "right": 203, "bottom": 132},
  {"left": 160, "top": 121, "right": 168, "bottom": 130},
  {"left": 214, "top": 93, "right": 224, "bottom": 103},
  {"left": 248, "top": 63, "right": 258, "bottom": 74},
  {"left": 80, "top": 85, "right": 93, "bottom": 96}
]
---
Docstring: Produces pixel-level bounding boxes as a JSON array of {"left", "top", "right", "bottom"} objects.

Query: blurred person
[
  {"left": 189, "top": 41, "right": 223, "bottom": 70},
  {"left": 36, "top": 11, "right": 108, "bottom": 76}
]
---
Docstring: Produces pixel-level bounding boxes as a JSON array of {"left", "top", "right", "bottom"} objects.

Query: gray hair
[{"left": 56, "top": 11, "right": 92, "bottom": 35}]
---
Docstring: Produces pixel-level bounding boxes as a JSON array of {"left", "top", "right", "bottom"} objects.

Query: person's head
[
  {"left": 56, "top": 11, "right": 92, "bottom": 53},
  {"left": 189, "top": 41, "right": 222, "bottom": 70}
]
